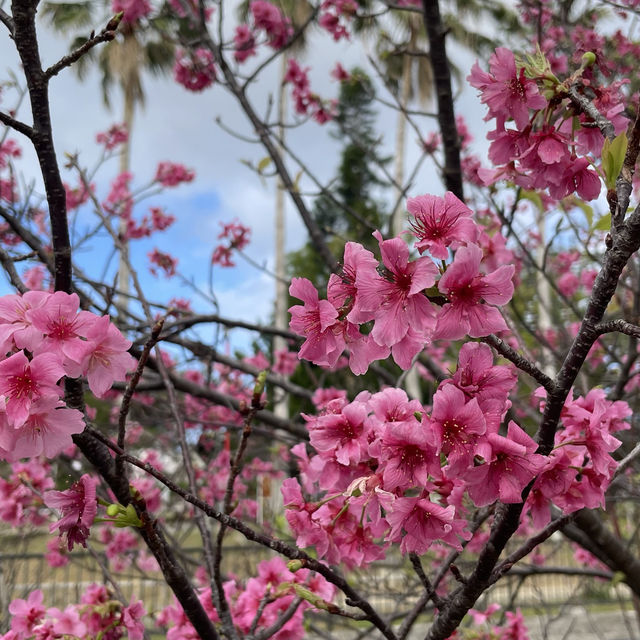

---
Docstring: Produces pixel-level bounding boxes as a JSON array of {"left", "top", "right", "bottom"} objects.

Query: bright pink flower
[
  {"left": 122, "top": 597, "right": 146, "bottom": 640},
  {"left": 173, "top": 48, "right": 217, "bottom": 92},
  {"left": 233, "top": 24, "right": 257, "bottom": 63},
  {"left": 430, "top": 384, "right": 486, "bottom": 472},
  {"left": 96, "top": 123, "right": 128, "bottom": 151},
  {"left": 0, "top": 290, "right": 50, "bottom": 352},
  {"left": 548, "top": 156, "right": 601, "bottom": 201},
  {"left": 407, "top": 191, "right": 478, "bottom": 259},
  {"left": 306, "top": 400, "right": 370, "bottom": 465},
  {"left": 155, "top": 161, "right": 195, "bottom": 187},
  {"left": 0, "top": 396, "right": 85, "bottom": 460},
  {"left": 468, "top": 47, "right": 547, "bottom": 129},
  {"left": 0, "top": 351, "right": 64, "bottom": 426},
  {"left": 434, "top": 243, "right": 514, "bottom": 340},
  {"left": 386, "top": 496, "right": 469, "bottom": 554},
  {"left": 289, "top": 277, "right": 345, "bottom": 368},
  {"left": 376, "top": 420, "right": 438, "bottom": 490},
  {"left": 9, "top": 590, "right": 45, "bottom": 636},
  {"left": 357, "top": 231, "right": 437, "bottom": 349},
  {"left": 467, "top": 421, "right": 545, "bottom": 507},
  {"left": 44, "top": 474, "right": 98, "bottom": 550},
  {"left": 27, "top": 291, "right": 95, "bottom": 361},
  {"left": 250, "top": 0, "right": 293, "bottom": 49},
  {"left": 75, "top": 315, "right": 136, "bottom": 397},
  {"left": 327, "top": 242, "right": 378, "bottom": 324}
]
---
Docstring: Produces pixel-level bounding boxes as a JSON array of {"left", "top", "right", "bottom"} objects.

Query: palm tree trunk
[
  {"left": 536, "top": 208, "right": 554, "bottom": 377},
  {"left": 393, "top": 46, "right": 422, "bottom": 401},
  {"left": 116, "top": 86, "right": 135, "bottom": 311},
  {"left": 273, "top": 55, "right": 289, "bottom": 420}
]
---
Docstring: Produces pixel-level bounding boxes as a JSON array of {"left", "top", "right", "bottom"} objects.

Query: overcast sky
[{"left": 0, "top": 3, "right": 492, "bottom": 353}]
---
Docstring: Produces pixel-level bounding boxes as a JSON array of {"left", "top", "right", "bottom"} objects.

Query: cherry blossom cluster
[
  {"left": 3, "top": 586, "right": 145, "bottom": 640},
  {"left": 284, "top": 59, "right": 338, "bottom": 124},
  {"left": 95, "top": 123, "right": 129, "bottom": 151},
  {"left": 249, "top": 1, "right": 293, "bottom": 50},
  {"left": 0, "top": 459, "right": 53, "bottom": 528},
  {"left": 289, "top": 192, "right": 515, "bottom": 374},
  {"left": 526, "top": 387, "right": 630, "bottom": 526},
  {"left": 318, "top": 0, "right": 358, "bottom": 42},
  {"left": 157, "top": 557, "right": 334, "bottom": 640},
  {"left": 0, "top": 291, "right": 135, "bottom": 462},
  {"left": 282, "top": 343, "right": 628, "bottom": 566},
  {"left": 173, "top": 48, "right": 217, "bottom": 92},
  {"left": 468, "top": 47, "right": 627, "bottom": 201},
  {"left": 211, "top": 218, "right": 251, "bottom": 267}
]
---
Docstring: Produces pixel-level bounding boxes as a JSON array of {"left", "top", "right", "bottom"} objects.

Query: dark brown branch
[
  {"left": 44, "top": 23, "right": 119, "bottom": 79},
  {"left": 420, "top": 0, "right": 463, "bottom": 200},
  {"left": 0, "top": 8, "right": 14, "bottom": 35},
  {"left": 483, "top": 334, "right": 555, "bottom": 391},
  {"left": 0, "top": 110, "right": 34, "bottom": 138},
  {"left": 567, "top": 85, "right": 616, "bottom": 141},
  {"left": 409, "top": 553, "right": 445, "bottom": 608},
  {"left": 596, "top": 318, "right": 640, "bottom": 339},
  {"left": 0, "top": 247, "right": 28, "bottom": 293},
  {"left": 199, "top": 32, "right": 339, "bottom": 272},
  {"left": 116, "top": 318, "right": 164, "bottom": 478},
  {"left": 490, "top": 514, "right": 573, "bottom": 584}
]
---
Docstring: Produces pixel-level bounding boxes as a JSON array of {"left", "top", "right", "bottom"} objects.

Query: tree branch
[{"left": 420, "top": 0, "right": 463, "bottom": 200}]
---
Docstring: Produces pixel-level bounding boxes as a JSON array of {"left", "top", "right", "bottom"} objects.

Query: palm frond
[{"left": 40, "top": 1, "right": 95, "bottom": 34}]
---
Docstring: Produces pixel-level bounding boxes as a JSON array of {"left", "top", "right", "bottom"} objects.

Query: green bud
[
  {"left": 582, "top": 51, "right": 597, "bottom": 67},
  {"left": 254, "top": 370, "right": 268, "bottom": 396},
  {"left": 106, "top": 504, "right": 120, "bottom": 517},
  {"left": 287, "top": 559, "right": 304, "bottom": 572}
]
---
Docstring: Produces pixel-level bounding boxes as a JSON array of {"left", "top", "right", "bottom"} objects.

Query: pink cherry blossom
[
  {"left": 386, "top": 496, "right": 469, "bottom": 554},
  {"left": 467, "top": 421, "right": 545, "bottom": 507},
  {"left": 434, "top": 243, "right": 514, "bottom": 340},
  {"left": 289, "top": 277, "right": 345, "bottom": 368},
  {"left": 407, "top": 191, "right": 478, "bottom": 259},
  {"left": 468, "top": 47, "right": 547, "bottom": 129},
  {"left": 44, "top": 474, "right": 98, "bottom": 550},
  {"left": 75, "top": 315, "right": 136, "bottom": 397},
  {"left": 357, "top": 231, "right": 437, "bottom": 349},
  {"left": 0, "top": 351, "right": 64, "bottom": 427}
]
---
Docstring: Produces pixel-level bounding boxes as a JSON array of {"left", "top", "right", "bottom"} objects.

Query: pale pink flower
[
  {"left": 8, "top": 590, "right": 45, "bottom": 636},
  {"left": 1, "top": 397, "right": 85, "bottom": 460},
  {"left": 122, "top": 597, "right": 146, "bottom": 640},
  {"left": 76, "top": 315, "right": 136, "bottom": 397},
  {"left": 155, "top": 161, "right": 195, "bottom": 187}
]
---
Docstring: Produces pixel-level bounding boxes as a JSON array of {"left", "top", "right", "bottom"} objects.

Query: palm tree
[
  {"left": 237, "top": 0, "right": 314, "bottom": 421},
  {"left": 41, "top": 2, "right": 175, "bottom": 307}
]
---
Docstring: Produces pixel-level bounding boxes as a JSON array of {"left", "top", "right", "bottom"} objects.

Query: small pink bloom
[
  {"left": 122, "top": 597, "right": 147, "bottom": 640},
  {"left": 407, "top": 191, "right": 478, "bottom": 259},
  {"left": 289, "top": 278, "right": 345, "bottom": 368},
  {"left": 434, "top": 243, "right": 514, "bottom": 340},
  {"left": 44, "top": 474, "right": 98, "bottom": 550},
  {"left": 76, "top": 315, "right": 136, "bottom": 398},
  {"left": 0, "top": 351, "right": 64, "bottom": 427}
]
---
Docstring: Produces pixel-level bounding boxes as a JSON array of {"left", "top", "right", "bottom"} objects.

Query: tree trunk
[{"left": 273, "top": 55, "right": 289, "bottom": 420}]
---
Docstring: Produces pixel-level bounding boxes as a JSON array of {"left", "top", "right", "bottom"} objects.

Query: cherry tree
[{"left": 1, "top": 1, "right": 640, "bottom": 639}]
